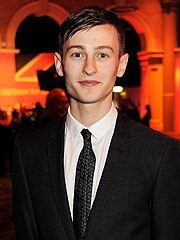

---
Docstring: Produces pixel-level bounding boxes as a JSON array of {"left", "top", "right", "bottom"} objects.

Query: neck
[{"left": 70, "top": 100, "right": 112, "bottom": 127}]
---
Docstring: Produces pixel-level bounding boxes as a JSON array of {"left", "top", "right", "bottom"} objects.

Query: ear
[
  {"left": 54, "top": 52, "right": 64, "bottom": 76},
  {"left": 117, "top": 53, "right": 129, "bottom": 77}
]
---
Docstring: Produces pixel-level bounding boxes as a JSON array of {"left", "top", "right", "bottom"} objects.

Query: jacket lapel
[
  {"left": 85, "top": 111, "right": 132, "bottom": 238},
  {"left": 47, "top": 118, "right": 77, "bottom": 240},
  {"left": 46, "top": 111, "right": 132, "bottom": 240}
]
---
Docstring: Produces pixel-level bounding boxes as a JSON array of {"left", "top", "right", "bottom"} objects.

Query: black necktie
[{"left": 73, "top": 129, "right": 96, "bottom": 240}]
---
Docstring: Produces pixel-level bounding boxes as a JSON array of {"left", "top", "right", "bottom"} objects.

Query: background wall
[{"left": 0, "top": 0, "right": 179, "bottom": 133}]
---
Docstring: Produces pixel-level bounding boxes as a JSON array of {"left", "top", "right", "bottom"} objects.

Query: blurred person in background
[
  {"left": 141, "top": 104, "right": 151, "bottom": 127},
  {"left": 126, "top": 100, "right": 141, "bottom": 123},
  {"left": 0, "top": 110, "right": 12, "bottom": 177},
  {"left": 33, "top": 88, "right": 69, "bottom": 128},
  {"left": 46, "top": 88, "right": 69, "bottom": 120}
]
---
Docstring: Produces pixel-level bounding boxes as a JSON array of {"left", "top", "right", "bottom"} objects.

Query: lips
[{"left": 79, "top": 80, "right": 99, "bottom": 87}]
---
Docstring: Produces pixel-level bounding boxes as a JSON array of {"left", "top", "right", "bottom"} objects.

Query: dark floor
[{"left": 0, "top": 175, "right": 16, "bottom": 240}]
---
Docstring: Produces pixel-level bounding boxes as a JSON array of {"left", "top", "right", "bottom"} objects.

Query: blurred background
[{"left": 0, "top": 0, "right": 180, "bottom": 239}]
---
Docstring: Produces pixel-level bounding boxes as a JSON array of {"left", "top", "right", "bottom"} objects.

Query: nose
[{"left": 83, "top": 57, "right": 96, "bottom": 76}]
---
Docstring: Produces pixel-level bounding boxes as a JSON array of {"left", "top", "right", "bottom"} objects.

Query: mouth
[{"left": 79, "top": 80, "right": 100, "bottom": 87}]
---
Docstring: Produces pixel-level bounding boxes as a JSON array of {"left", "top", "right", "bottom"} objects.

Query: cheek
[
  {"left": 101, "top": 61, "right": 119, "bottom": 74},
  {"left": 102, "top": 67, "right": 118, "bottom": 89},
  {"left": 102, "top": 64, "right": 118, "bottom": 81},
  {"left": 63, "top": 64, "right": 77, "bottom": 82},
  {"left": 64, "top": 62, "right": 83, "bottom": 83}
]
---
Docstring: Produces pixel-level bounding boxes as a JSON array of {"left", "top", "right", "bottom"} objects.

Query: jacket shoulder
[{"left": 16, "top": 117, "right": 65, "bottom": 148}]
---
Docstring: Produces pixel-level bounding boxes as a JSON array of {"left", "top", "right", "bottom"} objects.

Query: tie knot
[{"left": 81, "top": 129, "right": 91, "bottom": 142}]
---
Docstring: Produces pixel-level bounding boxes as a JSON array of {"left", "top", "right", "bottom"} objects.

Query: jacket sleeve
[
  {"left": 151, "top": 138, "right": 180, "bottom": 239},
  {"left": 12, "top": 135, "right": 41, "bottom": 240}
]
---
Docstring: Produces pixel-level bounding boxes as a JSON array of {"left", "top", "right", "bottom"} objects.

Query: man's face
[{"left": 55, "top": 24, "right": 128, "bottom": 106}]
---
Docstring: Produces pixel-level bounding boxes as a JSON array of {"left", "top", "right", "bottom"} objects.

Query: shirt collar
[{"left": 66, "top": 103, "right": 117, "bottom": 141}]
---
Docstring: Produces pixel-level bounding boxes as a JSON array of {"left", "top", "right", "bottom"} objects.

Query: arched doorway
[
  {"left": 114, "top": 10, "right": 164, "bottom": 131},
  {"left": 16, "top": 15, "right": 60, "bottom": 54},
  {"left": 119, "top": 19, "right": 141, "bottom": 88},
  {"left": 1, "top": 2, "right": 69, "bottom": 110},
  {"left": 15, "top": 14, "right": 66, "bottom": 92},
  {"left": 114, "top": 18, "right": 141, "bottom": 120}
]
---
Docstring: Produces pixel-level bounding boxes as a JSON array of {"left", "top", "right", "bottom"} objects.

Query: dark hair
[{"left": 58, "top": 6, "right": 125, "bottom": 57}]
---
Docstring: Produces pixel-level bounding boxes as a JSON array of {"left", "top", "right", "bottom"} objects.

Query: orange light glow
[
  {"left": 175, "top": 69, "right": 180, "bottom": 87},
  {"left": 174, "top": 50, "right": 180, "bottom": 132},
  {"left": 0, "top": 88, "right": 48, "bottom": 96},
  {"left": 0, "top": 51, "right": 50, "bottom": 110}
]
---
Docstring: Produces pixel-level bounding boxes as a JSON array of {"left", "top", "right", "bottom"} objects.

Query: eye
[
  {"left": 71, "top": 52, "right": 83, "bottom": 58},
  {"left": 98, "top": 53, "right": 108, "bottom": 58}
]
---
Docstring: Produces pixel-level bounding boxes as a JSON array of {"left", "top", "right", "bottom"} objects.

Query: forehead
[{"left": 64, "top": 24, "right": 120, "bottom": 50}]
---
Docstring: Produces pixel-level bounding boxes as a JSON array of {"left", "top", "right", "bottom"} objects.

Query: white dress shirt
[{"left": 64, "top": 103, "right": 118, "bottom": 218}]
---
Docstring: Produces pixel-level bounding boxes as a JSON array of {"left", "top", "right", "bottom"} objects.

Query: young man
[{"left": 12, "top": 6, "right": 180, "bottom": 240}]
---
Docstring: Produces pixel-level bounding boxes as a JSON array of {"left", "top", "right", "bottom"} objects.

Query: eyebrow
[
  {"left": 65, "top": 45, "right": 84, "bottom": 53},
  {"left": 65, "top": 45, "right": 114, "bottom": 53}
]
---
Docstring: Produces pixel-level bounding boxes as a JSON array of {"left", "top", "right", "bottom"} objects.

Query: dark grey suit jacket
[{"left": 12, "top": 111, "right": 180, "bottom": 240}]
